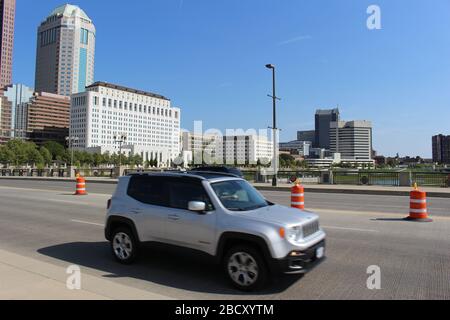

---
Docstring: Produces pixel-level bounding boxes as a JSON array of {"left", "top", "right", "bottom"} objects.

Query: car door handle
[{"left": 168, "top": 214, "right": 180, "bottom": 221}]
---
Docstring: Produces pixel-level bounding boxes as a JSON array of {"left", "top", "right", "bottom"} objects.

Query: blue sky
[{"left": 13, "top": 0, "right": 450, "bottom": 157}]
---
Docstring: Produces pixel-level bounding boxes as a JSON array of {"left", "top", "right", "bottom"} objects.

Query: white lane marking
[
  {"left": 70, "top": 219, "right": 104, "bottom": 227},
  {"left": 322, "top": 225, "right": 379, "bottom": 233},
  {"left": 0, "top": 185, "right": 109, "bottom": 196}
]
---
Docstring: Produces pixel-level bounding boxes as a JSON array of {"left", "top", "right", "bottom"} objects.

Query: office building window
[{"left": 80, "top": 28, "right": 89, "bottom": 45}]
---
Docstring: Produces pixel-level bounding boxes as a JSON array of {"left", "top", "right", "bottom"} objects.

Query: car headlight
[{"left": 286, "top": 226, "right": 303, "bottom": 243}]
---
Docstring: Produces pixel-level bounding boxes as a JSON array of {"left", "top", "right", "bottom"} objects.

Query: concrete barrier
[{"left": 1, "top": 176, "right": 450, "bottom": 198}]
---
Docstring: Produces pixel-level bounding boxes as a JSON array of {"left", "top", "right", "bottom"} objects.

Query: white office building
[
  {"left": 35, "top": 4, "right": 96, "bottom": 96},
  {"left": 181, "top": 132, "right": 272, "bottom": 166},
  {"left": 70, "top": 82, "right": 181, "bottom": 167},
  {"left": 218, "top": 135, "right": 273, "bottom": 165},
  {"left": 181, "top": 131, "right": 220, "bottom": 161},
  {"left": 330, "top": 120, "right": 373, "bottom": 160}
]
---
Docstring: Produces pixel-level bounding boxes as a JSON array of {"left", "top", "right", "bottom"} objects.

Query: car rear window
[{"left": 127, "top": 175, "right": 168, "bottom": 206}]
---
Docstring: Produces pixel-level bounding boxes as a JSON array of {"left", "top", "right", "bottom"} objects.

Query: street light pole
[
  {"left": 66, "top": 136, "right": 79, "bottom": 168},
  {"left": 266, "top": 64, "right": 279, "bottom": 187},
  {"left": 113, "top": 134, "right": 127, "bottom": 173}
]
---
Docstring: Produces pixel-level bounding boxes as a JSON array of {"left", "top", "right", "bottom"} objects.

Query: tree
[
  {"left": 82, "top": 151, "right": 94, "bottom": 167},
  {"left": 39, "top": 147, "right": 52, "bottom": 166},
  {"left": 130, "top": 154, "right": 143, "bottom": 167},
  {"left": 0, "top": 146, "right": 15, "bottom": 165},
  {"left": 43, "top": 141, "right": 65, "bottom": 160},
  {"left": 279, "top": 153, "right": 295, "bottom": 168},
  {"left": 28, "top": 148, "right": 44, "bottom": 166},
  {"left": 5, "top": 139, "right": 38, "bottom": 166},
  {"left": 93, "top": 153, "right": 103, "bottom": 167},
  {"left": 111, "top": 153, "right": 118, "bottom": 166}
]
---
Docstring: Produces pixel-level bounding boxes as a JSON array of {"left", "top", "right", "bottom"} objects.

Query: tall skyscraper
[
  {"left": 315, "top": 108, "right": 340, "bottom": 148},
  {"left": 432, "top": 134, "right": 450, "bottom": 164},
  {"left": 35, "top": 4, "right": 95, "bottom": 96},
  {"left": 0, "top": 0, "right": 16, "bottom": 88}
]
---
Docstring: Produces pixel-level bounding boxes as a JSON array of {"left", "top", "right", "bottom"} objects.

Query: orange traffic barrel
[
  {"left": 405, "top": 184, "right": 432, "bottom": 222},
  {"left": 75, "top": 176, "right": 87, "bottom": 196},
  {"left": 291, "top": 183, "right": 305, "bottom": 210}
]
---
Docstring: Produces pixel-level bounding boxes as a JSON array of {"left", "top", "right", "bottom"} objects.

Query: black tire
[
  {"left": 110, "top": 227, "right": 139, "bottom": 264},
  {"left": 223, "top": 245, "right": 268, "bottom": 291}
]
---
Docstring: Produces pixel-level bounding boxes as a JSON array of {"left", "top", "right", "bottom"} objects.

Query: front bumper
[{"left": 269, "top": 240, "right": 326, "bottom": 274}]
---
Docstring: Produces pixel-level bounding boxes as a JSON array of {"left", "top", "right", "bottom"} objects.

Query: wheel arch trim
[{"left": 105, "top": 215, "right": 140, "bottom": 242}]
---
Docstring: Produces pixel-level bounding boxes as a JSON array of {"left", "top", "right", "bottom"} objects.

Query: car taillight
[{"left": 107, "top": 199, "right": 111, "bottom": 209}]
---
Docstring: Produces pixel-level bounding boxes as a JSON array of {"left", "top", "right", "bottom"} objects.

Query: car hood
[{"left": 237, "top": 204, "right": 318, "bottom": 226}]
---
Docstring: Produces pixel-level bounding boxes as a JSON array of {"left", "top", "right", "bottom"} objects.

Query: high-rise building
[
  {"left": 26, "top": 92, "right": 70, "bottom": 145},
  {"left": 330, "top": 120, "right": 373, "bottom": 160},
  {"left": 432, "top": 134, "right": 450, "bottom": 164},
  {"left": 0, "top": 87, "right": 11, "bottom": 143},
  {"left": 0, "top": 0, "right": 15, "bottom": 88},
  {"left": 1, "top": 84, "right": 34, "bottom": 139},
  {"left": 315, "top": 108, "right": 340, "bottom": 148},
  {"left": 35, "top": 4, "right": 96, "bottom": 96},
  {"left": 70, "top": 82, "right": 181, "bottom": 167}
]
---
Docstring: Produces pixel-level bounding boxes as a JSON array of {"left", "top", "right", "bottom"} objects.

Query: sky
[{"left": 12, "top": 0, "right": 450, "bottom": 158}]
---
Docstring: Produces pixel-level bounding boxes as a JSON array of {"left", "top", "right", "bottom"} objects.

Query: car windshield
[{"left": 211, "top": 180, "right": 269, "bottom": 211}]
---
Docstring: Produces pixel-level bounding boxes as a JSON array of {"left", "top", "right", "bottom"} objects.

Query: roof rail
[{"left": 187, "top": 170, "right": 240, "bottom": 178}]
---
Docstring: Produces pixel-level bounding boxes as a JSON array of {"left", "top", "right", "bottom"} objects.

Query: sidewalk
[
  {"left": 1, "top": 176, "right": 450, "bottom": 198},
  {"left": 0, "top": 249, "right": 172, "bottom": 300}
]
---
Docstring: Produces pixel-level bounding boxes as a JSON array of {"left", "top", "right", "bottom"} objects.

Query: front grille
[{"left": 302, "top": 220, "right": 320, "bottom": 238}]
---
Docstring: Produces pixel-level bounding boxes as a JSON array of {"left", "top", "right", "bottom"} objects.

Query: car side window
[
  {"left": 127, "top": 176, "right": 168, "bottom": 206},
  {"left": 168, "top": 180, "right": 214, "bottom": 212}
]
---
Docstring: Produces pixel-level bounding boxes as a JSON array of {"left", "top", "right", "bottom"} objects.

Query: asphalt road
[{"left": 0, "top": 179, "right": 449, "bottom": 299}]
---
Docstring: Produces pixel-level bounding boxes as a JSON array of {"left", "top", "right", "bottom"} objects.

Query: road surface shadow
[
  {"left": 37, "top": 242, "right": 302, "bottom": 295},
  {"left": 371, "top": 218, "right": 407, "bottom": 222}
]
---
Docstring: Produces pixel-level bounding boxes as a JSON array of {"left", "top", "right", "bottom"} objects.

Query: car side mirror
[{"left": 188, "top": 201, "right": 206, "bottom": 213}]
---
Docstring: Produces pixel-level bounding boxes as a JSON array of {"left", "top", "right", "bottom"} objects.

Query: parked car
[
  {"left": 105, "top": 172, "right": 326, "bottom": 291},
  {"left": 190, "top": 166, "right": 243, "bottom": 178}
]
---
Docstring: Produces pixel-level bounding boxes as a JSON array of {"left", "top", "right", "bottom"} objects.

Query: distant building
[
  {"left": 216, "top": 135, "right": 273, "bottom": 166},
  {"left": 0, "top": 88, "right": 10, "bottom": 143},
  {"left": 1, "top": 84, "right": 34, "bottom": 139},
  {"left": 373, "top": 155, "right": 386, "bottom": 165},
  {"left": 35, "top": 4, "right": 96, "bottom": 96},
  {"left": 181, "top": 132, "right": 273, "bottom": 166},
  {"left": 315, "top": 108, "right": 340, "bottom": 148},
  {"left": 432, "top": 134, "right": 450, "bottom": 164},
  {"left": 0, "top": 0, "right": 16, "bottom": 88},
  {"left": 309, "top": 147, "right": 330, "bottom": 159},
  {"left": 330, "top": 120, "right": 373, "bottom": 160},
  {"left": 0, "top": 86, "right": 70, "bottom": 145},
  {"left": 279, "top": 140, "right": 311, "bottom": 156},
  {"left": 70, "top": 81, "right": 181, "bottom": 167},
  {"left": 181, "top": 131, "right": 219, "bottom": 156},
  {"left": 26, "top": 92, "right": 70, "bottom": 145},
  {"left": 297, "top": 130, "right": 315, "bottom": 144}
]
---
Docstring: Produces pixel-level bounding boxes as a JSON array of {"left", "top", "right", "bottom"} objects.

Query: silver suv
[{"left": 105, "top": 171, "right": 326, "bottom": 291}]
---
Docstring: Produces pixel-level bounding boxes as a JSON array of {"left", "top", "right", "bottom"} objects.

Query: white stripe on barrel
[
  {"left": 410, "top": 208, "right": 427, "bottom": 214},
  {"left": 410, "top": 199, "right": 426, "bottom": 204}
]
